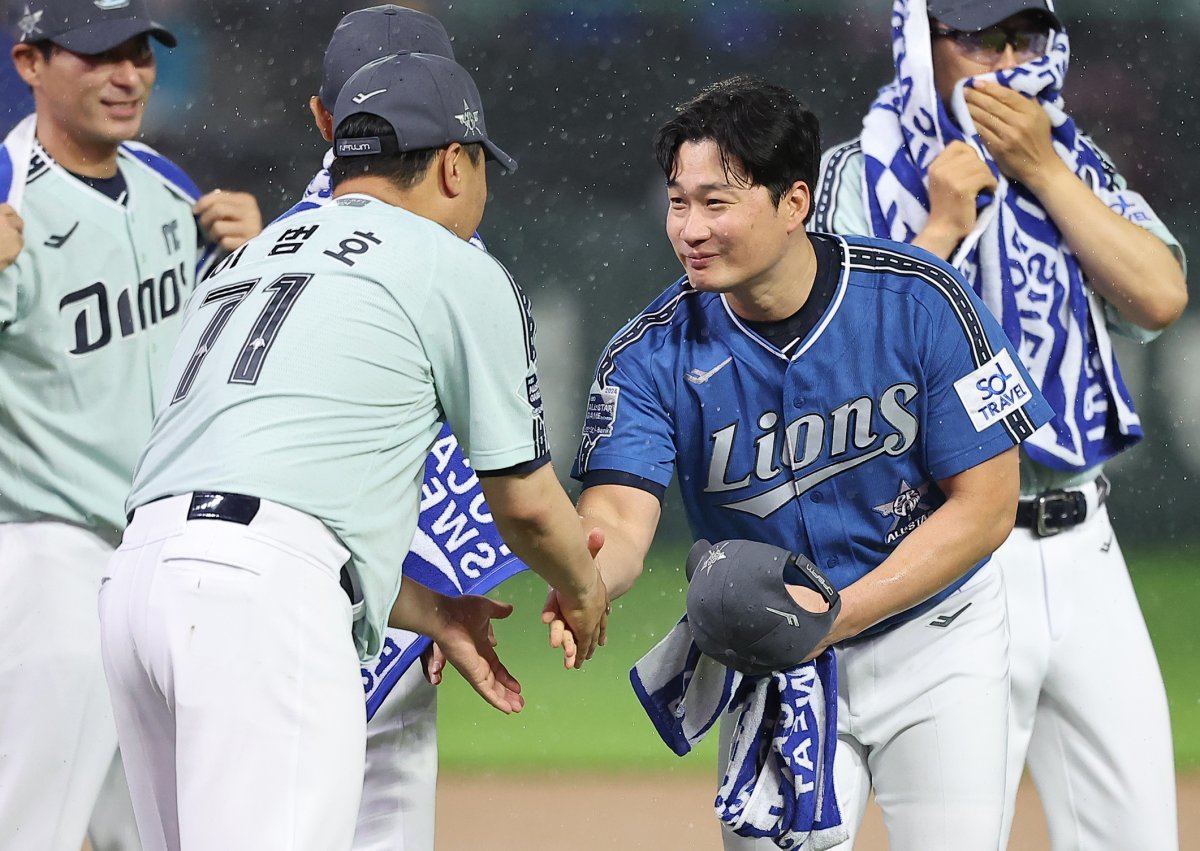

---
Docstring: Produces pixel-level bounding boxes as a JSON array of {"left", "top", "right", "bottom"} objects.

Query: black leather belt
[
  {"left": 187, "top": 491, "right": 260, "bottom": 524},
  {"left": 1015, "top": 475, "right": 1109, "bottom": 537},
  {"left": 185, "top": 491, "right": 356, "bottom": 601}
]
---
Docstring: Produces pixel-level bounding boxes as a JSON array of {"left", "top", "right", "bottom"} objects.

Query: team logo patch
[
  {"left": 873, "top": 479, "right": 933, "bottom": 543},
  {"left": 526, "top": 373, "right": 543, "bottom": 414},
  {"left": 581, "top": 383, "right": 620, "bottom": 443},
  {"left": 696, "top": 541, "right": 728, "bottom": 576},
  {"left": 953, "top": 350, "right": 1032, "bottom": 433},
  {"left": 17, "top": 5, "right": 43, "bottom": 39},
  {"left": 454, "top": 99, "right": 481, "bottom": 135}
]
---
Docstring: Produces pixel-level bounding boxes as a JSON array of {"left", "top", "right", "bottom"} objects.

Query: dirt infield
[{"left": 438, "top": 772, "right": 1200, "bottom": 849}]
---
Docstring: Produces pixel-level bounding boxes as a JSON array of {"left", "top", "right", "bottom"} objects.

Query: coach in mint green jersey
[
  {"left": 0, "top": 2, "right": 263, "bottom": 850},
  {"left": 104, "top": 52, "right": 608, "bottom": 851}
]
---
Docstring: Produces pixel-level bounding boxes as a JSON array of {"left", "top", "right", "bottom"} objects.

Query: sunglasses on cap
[{"left": 931, "top": 19, "right": 1050, "bottom": 63}]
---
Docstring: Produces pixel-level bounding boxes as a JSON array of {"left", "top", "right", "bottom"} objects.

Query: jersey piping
[
  {"left": 846, "top": 243, "right": 1039, "bottom": 444},
  {"left": 812, "top": 139, "right": 862, "bottom": 234}
]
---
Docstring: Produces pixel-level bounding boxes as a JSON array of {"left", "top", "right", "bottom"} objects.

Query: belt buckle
[{"left": 1033, "top": 491, "right": 1072, "bottom": 538}]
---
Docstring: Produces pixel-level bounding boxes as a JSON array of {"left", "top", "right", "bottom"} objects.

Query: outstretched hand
[
  {"left": 541, "top": 528, "right": 610, "bottom": 669},
  {"left": 424, "top": 595, "right": 524, "bottom": 714}
]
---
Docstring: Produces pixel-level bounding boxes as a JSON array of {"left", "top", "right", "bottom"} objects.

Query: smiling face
[
  {"left": 665, "top": 139, "right": 808, "bottom": 309},
  {"left": 15, "top": 35, "right": 157, "bottom": 170}
]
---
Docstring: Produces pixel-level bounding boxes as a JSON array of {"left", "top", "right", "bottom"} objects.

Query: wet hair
[
  {"left": 329, "top": 113, "right": 482, "bottom": 190},
  {"left": 653, "top": 75, "right": 821, "bottom": 217}
]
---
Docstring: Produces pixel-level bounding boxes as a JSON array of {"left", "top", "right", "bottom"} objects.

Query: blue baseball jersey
[{"left": 574, "top": 234, "right": 1053, "bottom": 633}]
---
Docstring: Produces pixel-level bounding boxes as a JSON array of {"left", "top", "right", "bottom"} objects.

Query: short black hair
[
  {"left": 329, "top": 113, "right": 482, "bottom": 190},
  {"left": 28, "top": 39, "right": 56, "bottom": 60},
  {"left": 654, "top": 75, "right": 821, "bottom": 216}
]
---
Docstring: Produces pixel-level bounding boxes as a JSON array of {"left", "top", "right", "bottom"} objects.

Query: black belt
[
  {"left": 142, "top": 492, "right": 355, "bottom": 601},
  {"left": 1015, "top": 475, "right": 1109, "bottom": 537},
  {"left": 187, "top": 491, "right": 260, "bottom": 524}
]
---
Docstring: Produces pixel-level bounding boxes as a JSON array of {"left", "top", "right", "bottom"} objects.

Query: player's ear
[
  {"left": 782, "top": 180, "right": 811, "bottom": 233},
  {"left": 438, "top": 143, "right": 467, "bottom": 198},
  {"left": 309, "top": 97, "right": 334, "bottom": 143},
  {"left": 11, "top": 43, "right": 46, "bottom": 89}
]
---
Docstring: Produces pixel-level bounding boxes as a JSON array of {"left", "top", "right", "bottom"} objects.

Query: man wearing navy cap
[
  {"left": 815, "top": 1, "right": 1186, "bottom": 847},
  {"left": 0, "top": 1, "right": 261, "bottom": 848},
  {"left": 101, "top": 51, "right": 607, "bottom": 851}
]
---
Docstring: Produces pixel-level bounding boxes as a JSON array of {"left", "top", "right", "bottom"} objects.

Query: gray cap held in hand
[
  {"left": 320, "top": 5, "right": 455, "bottom": 108},
  {"left": 685, "top": 539, "right": 841, "bottom": 676}
]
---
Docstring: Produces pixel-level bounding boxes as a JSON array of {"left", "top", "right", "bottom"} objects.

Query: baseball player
[
  {"left": 567, "top": 75, "right": 1053, "bottom": 851},
  {"left": 100, "top": 52, "right": 608, "bottom": 851},
  {"left": 0, "top": 2, "right": 261, "bottom": 849},
  {"left": 285, "top": 8, "right": 518, "bottom": 849},
  {"left": 813, "top": 1, "right": 1187, "bottom": 847}
]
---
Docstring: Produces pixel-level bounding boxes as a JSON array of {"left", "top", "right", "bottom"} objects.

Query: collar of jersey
[{"left": 718, "top": 234, "right": 851, "bottom": 363}]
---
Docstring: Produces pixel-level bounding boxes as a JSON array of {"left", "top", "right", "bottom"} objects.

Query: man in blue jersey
[
  {"left": 0, "top": 2, "right": 261, "bottom": 849},
  {"left": 569, "top": 75, "right": 1052, "bottom": 850}
]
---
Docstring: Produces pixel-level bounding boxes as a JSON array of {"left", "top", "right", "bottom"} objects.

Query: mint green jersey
[
  {"left": 0, "top": 136, "right": 208, "bottom": 543},
  {"left": 129, "top": 195, "right": 548, "bottom": 660}
]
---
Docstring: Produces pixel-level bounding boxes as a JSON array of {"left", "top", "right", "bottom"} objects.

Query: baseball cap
[
  {"left": 684, "top": 539, "right": 841, "bottom": 676},
  {"left": 333, "top": 52, "right": 517, "bottom": 172},
  {"left": 320, "top": 5, "right": 455, "bottom": 108},
  {"left": 926, "top": 0, "right": 1062, "bottom": 31},
  {"left": 14, "top": 0, "right": 176, "bottom": 53}
]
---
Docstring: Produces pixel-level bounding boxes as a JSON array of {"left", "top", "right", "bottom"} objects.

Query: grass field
[{"left": 437, "top": 547, "right": 1200, "bottom": 773}]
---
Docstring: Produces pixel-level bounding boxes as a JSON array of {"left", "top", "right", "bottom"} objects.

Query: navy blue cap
[
  {"left": 927, "top": 0, "right": 1062, "bottom": 31},
  {"left": 333, "top": 52, "right": 517, "bottom": 172},
  {"left": 320, "top": 5, "right": 454, "bottom": 108},
  {"left": 15, "top": 0, "right": 176, "bottom": 53}
]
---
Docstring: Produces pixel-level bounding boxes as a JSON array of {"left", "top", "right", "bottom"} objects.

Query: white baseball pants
[
  {"left": 0, "top": 521, "right": 119, "bottom": 851},
  {"left": 354, "top": 664, "right": 438, "bottom": 851},
  {"left": 998, "top": 495, "right": 1177, "bottom": 850},
  {"left": 720, "top": 565, "right": 1011, "bottom": 851},
  {"left": 100, "top": 494, "right": 365, "bottom": 851}
]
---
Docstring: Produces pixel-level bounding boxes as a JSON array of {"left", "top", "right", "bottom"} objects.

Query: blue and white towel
[
  {"left": 631, "top": 617, "right": 846, "bottom": 850},
  {"left": 277, "top": 155, "right": 524, "bottom": 718},
  {"left": 361, "top": 425, "right": 529, "bottom": 719},
  {"left": 0, "top": 113, "right": 219, "bottom": 278},
  {"left": 861, "top": 0, "right": 1150, "bottom": 471}
]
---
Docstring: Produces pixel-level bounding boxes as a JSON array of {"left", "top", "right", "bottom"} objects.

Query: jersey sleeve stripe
[
  {"left": 595, "top": 282, "right": 696, "bottom": 387},
  {"left": 495, "top": 262, "right": 547, "bottom": 457},
  {"left": 812, "top": 139, "right": 862, "bottom": 234},
  {"left": 578, "top": 284, "right": 694, "bottom": 474},
  {"left": 846, "top": 245, "right": 1038, "bottom": 443}
]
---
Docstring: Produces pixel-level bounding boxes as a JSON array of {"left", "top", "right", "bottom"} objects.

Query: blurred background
[{"left": 3, "top": 1, "right": 1197, "bottom": 844}]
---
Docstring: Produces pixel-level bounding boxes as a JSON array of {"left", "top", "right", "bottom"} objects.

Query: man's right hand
[
  {"left": 542, "top": 528, "right": 609, "bottom": 669},
  {"left": 914, "top": 141, "right": 998, "bottom": 259},
  {"left": 0, "top": 205, "right": 24, "bottom": 272}
]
